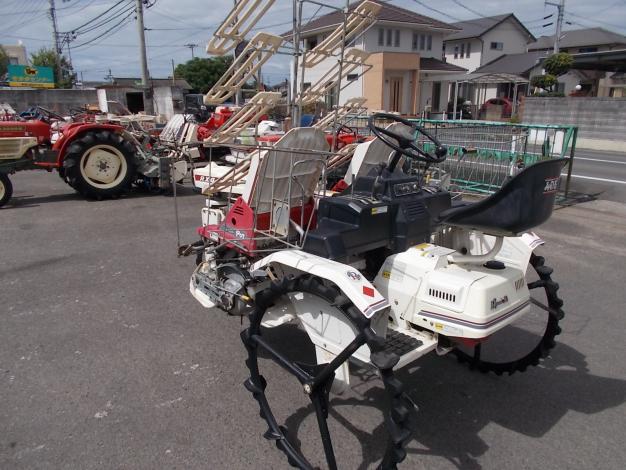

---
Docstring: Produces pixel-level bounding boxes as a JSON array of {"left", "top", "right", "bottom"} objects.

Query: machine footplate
[{"left": 383, "top": 328, "right": 424, "bottom": 356}]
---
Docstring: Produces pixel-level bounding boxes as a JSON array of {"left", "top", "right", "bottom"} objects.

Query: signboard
[{"left": 7, "top": 65, "right": 55, "bottom": 89}]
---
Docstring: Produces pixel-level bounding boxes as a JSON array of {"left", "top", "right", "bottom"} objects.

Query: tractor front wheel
[
  {"left": 63, "top": 131, "right": 135, "bottom": 199},
  {"left": 0, "top": 173, "right": 13, "bottom": 208}
]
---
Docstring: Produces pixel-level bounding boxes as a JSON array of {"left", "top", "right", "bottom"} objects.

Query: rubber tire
[
  {"left": 63, "top": 131, "right": 135, "bottom": 199},
  {"left": 0, "top": 173, "right": 13, "bottom": 208}
]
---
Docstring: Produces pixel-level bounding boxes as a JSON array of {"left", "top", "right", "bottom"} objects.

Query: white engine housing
[{"left": 374, "top": 243, "right": 530, "bottom": 339}]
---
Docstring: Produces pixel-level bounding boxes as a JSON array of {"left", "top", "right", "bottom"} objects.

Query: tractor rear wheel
[
  {"left": 0, "top": 173, "right": 13, "bottom": 208},
  {"left": 63, "top": 131, "right": 135, "bottom": 199}
]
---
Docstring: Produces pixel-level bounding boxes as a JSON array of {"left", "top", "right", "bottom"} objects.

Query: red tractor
[{"left": 0, "top": 106, "right": 179, "bottom": 208}]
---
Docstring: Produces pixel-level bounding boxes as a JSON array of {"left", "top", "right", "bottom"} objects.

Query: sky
[{"left": 2, "top": 0, "right": 626, "bottom": 83}]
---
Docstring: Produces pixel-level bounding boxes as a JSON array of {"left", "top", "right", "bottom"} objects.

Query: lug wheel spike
[{"left": 452, "top": 254, "right": 564, "bottom": 376}]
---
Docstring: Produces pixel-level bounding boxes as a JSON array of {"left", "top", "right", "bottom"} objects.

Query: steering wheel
[
  {"left": 367, "top": 113, "right": 447, "bottom": 170},
  {"left": 336, "top": 123, "right": 356, "bottom": 136}
]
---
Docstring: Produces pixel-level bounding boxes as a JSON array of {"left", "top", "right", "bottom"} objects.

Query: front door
[
  {"left": 432, "top": 82, "right": 441, "bottom": 111},
  {"left": 389, "top": 76, "right": 403, "bottom": 113}
]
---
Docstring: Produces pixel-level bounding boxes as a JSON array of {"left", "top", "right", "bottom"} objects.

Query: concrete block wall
[
  {"left": 522, "top": 97, "right": 626, "bottom": 151},
  {"left": 0, "top": 89, "right": 99, "bottom": 115}
]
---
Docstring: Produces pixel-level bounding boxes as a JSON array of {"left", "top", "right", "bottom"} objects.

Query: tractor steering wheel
[{"left": 368, "top": 113, "right": 447, "bottom": 170}]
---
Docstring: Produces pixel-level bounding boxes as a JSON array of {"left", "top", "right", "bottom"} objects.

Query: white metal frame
[
  {"left": 302, "top": 0, "right": 382, "bottom": 67},
  {"left": 206, "top": 0, "right": 277, "bottom": 55},
  {"left": 204, "top": 91, "right": 282, "bottom": 145},
  {"left": 297, "top": 48, "right": 370, "bottom": 105},
  {"left": 204, "top": 33, "right": 284, "bottom": 105}
]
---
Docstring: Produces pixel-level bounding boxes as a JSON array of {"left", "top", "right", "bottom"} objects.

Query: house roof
[
  {"left": 283, "top": 1, "right": 460, "bottom": 37},
  {"left": 528, "top": 27, "right": 626, "bottom": 51},
  {"left": 420, "top": 57, "right": 467, "bottom": 72},
  {"left": 444, "top": 13, "right": 535, "bottom": 42},
  {"left": 474, "top": 51, "right": 548, "bottom": 75},
  {"left": 96, "top": 77, "right": 192, "bottom": 89}
]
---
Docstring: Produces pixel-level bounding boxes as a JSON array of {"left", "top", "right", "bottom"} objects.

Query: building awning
[
  {"left": 420, "top": 57, "right": 467, "bottom": 73},
  {"left": 571, "top": 49, "right": 626, "bottom": 72},
  {"left": 424, "top": 72, "right": 529, "bottom": 84}
]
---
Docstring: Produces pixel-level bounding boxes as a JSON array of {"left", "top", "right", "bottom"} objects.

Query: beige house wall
[{"left": 363, "top": 52, "right": 421, "bottom": 114}]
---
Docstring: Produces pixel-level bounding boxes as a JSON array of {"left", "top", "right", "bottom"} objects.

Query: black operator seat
[{"left": 436, "top": 158, "right": 568, "bottom": 237}]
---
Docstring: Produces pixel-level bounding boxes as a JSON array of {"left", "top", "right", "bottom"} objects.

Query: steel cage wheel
[
  {"left": 241, "top": 275, "right": 414, "bottom": 470},
  {"left": 453, "top": 253, "right": 564, "bottom": 375}
]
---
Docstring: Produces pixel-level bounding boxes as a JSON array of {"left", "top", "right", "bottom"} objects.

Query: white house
[
  {"left": 438, "top": 14, "right": 535, "bottom": 106},
  {"left": 477, "top": 27, "right": 626, "bottom": 97},
  {"left": 286, "top": 1, "right": 465, "bottom": 115},
  {"left": 444, "top": 14, "right": 536, "bottom": 72}
]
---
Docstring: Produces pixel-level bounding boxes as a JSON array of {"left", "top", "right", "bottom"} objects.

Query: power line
[
  {"left": 450, "top": 0, "right": 483, "bottom": 19},
  {"left": 408, "top": 0, "right": 463, "bottom": 23}
]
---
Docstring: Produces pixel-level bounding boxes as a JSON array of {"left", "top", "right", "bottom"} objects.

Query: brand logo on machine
[
  {"left": 346, "top": 271, "right": 361, "bottom": 281},
  {"left": 490, "top": 295, "right": 509, "bottom": 310},
  {"left": 543, "top": 177, "right": 559, "bottom": 194}
]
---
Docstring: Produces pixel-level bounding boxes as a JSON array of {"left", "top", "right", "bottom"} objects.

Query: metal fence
[{"left": 409, "top": 119, "right": 577, "bottom": 196}]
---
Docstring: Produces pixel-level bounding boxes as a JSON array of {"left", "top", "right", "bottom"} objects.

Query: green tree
[
  {"left": 0, "top": 46, "right": 9, "bottom": 78},
  {"left": 30, "top": 47, "right": 74, "bottom": 88},
  {"left": 174, "top": 56, "right": 233, "bottom": 94},
  {"left": 544, "top": 52, "right": 574, "bottom": 77},
  {"left": 531, "top": 74, "right": 558, "bottom": 92}
]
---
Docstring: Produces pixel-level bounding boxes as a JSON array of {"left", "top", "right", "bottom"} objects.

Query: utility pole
[
  {"left": 545, "top": 0, "right": 565, "bottom": 53},
  {"left": 135, "top": 0, "right": 154, "bottom": 114},
  {"left": 48, "top": 0, "right": 62, "bottom": 86},
  {"left": 184, "top": 43, "right": 199, "bottom": 58},
  {"left": 49, "top": 0, "right": 61, "bottom": 54}
]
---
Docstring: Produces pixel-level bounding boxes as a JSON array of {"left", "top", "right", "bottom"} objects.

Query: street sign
[{"left": 7, "top": 65, "right": 55, "bottom": 89}]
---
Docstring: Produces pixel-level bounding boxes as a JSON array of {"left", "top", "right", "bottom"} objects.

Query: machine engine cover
[{"left": 374, "top": 244, "right": 530, "bottom": 339}]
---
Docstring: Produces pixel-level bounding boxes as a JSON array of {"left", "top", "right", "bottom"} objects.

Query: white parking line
[
  {"left": 561, "top": 173, "right": 626, "bottom": 185},
  {"left": 575, "top": 157, "right": 626, "bottom": 165}
]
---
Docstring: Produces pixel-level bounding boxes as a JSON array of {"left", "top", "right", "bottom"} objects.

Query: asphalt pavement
[
  {"left": 565, "top": 149, "right": 626, "bottom": 202},
  {"left": 1, "top": 170, "right": 625, "bottom": 470}
]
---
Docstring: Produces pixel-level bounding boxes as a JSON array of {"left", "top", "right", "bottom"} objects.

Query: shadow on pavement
[
  {"left": 2, "top": 185, "right": 200, "bottom": 210},
  {"left": 254, "top": 324, "right": 626, "bottom": 469}
]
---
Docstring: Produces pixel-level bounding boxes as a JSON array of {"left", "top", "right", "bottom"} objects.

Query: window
[
  {"left": 454, "top": 45, "right": 459, "bottom": 59},
  {"left": 466, "top": 42, "right": 471, "bottom": 57},
  {"left": 490, "top": 42, "right": 503, "bottom": 50},
  {"left": 378, "top": 28, "right": 384, "bottom": 46},
  {"left": 386, "top": 29, "right": 392, "bottom": 46},
  {"left": 420, "top": 34, "right": 425, "bottom": 50},
  {"left": 578, "top": 47, "right": 598, "bottom": 53},
  {"left": 394, "top": 29, "right": 400, "bottom": 47},
  {"left": 307, "top": 37, "right": 318, "bottom": 50},
  {"left": 461, "top": 43, "right": 465, "bottom": 57},
  {"left": 346, "top": 74, "right": 359, "bottom": 82},
  {"left": 9, "top": 57, "right": 19, "bottom": 65},
  {"left": 412, "top": 32, "right": 418, "bottom": 50},
  {"left": 427, "top": 35, "right": 432, "bottom": 51}
]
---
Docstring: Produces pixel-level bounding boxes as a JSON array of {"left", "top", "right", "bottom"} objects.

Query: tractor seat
[{"left": 437, "top": 158, "right": 568, "bottom": 237}]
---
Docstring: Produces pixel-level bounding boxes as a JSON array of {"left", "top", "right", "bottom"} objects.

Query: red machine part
[
  {"left": 48, "top": 122, "right": 127, "bottom": 168},
  {"left": 198, "top": 197, "right": 316, "bottom": 254},
  {"left": 197, "top": 106, "right": 235, "bottom": 141},
  {"left": 0, "top": 120, "right": 52, "bottom": 145},
  {"left": 257, "top": 130, "right": 365, "bottom": 150}
]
